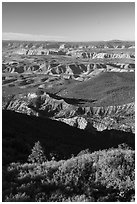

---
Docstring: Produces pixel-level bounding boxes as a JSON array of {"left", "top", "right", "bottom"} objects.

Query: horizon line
[
  {"left": 2, "top": 39, "right": 135, "bottom": 43},
  {"left": 2, "top": 32, "right": 135, "bottom": 43}
]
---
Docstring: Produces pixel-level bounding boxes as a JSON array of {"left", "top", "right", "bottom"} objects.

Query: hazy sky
[{"left": 2, "top": 2, "right": 135, "bottom": 41}]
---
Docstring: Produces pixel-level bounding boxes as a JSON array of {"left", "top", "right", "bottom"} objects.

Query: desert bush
[
  {"left": 65, "top": 194, "right": 95, "bottom": 202},
  {"left": 53, "top": 154, "right": 95, "bottom": 193},
  {"left": 5, "top": 192, "right": 30, "bottom": 202},
  {"left": 90, "top": 146, "right": 135, "bottom": 201}
]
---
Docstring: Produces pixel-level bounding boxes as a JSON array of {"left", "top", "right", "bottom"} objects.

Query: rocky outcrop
[
  {"left": 3, "top": 92, "right": 135, "bottom": 133},
  {"left": 81, "top": 52, "right": 135, "bottom": 59},
  {"left": 55, "top": 102, "right": 134, "bottom": 132},
  {"left": 5, "top": 97, "right": 37, "bottom": 116},
  {"left": 11, "top": 48, "right": 135, "bottom": 60},
  {"left": 2, "top": 61, "right": 135, "bottom": 76},
  {"left": 56, "top": 116, "right": 88, "bottom": 130},
  {"left": 57, "top": 115, "right": 134, "bottom": 132}
]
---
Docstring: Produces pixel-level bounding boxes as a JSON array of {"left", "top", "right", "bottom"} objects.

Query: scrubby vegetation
[{"left": 3, "top": 141, "right": 135, "bottom": 202}]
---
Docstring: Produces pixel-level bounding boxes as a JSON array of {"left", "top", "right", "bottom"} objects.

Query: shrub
[
  {"left": 3, "top": 146, "right": 135, "bottom": 202},
  {"left": 28, "top": 141, "right": 47, "bottom": 164},
  {"left": 5, "top": 192, "right": 30, "bottom": 202}
]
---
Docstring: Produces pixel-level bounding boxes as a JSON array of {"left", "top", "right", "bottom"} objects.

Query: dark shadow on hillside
[
  {"left": 46, "top": 92, "right": 97, "bottom": 105},
  {"left": 3, "top": 110, "right": 135, "bottom": 166}
]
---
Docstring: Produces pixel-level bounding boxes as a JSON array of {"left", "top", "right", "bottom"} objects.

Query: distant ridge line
[{"left": 2, "top": 39, "right": 135, "bottom": 43}]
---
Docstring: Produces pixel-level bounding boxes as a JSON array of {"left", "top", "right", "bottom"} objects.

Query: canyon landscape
[
  {"left": 2, "top": 2, "right": 135, "bottom": 202},
  {"left": 3, "top": 40, "right": 135, "bottom": 132}
]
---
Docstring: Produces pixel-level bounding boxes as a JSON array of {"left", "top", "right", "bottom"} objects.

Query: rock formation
[{"left": 3, "top": 91, "right": 135, "bottom": 133}]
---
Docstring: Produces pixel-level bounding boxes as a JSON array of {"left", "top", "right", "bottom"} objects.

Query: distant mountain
[{"left": 2, "top": 39, "right": 135, "bottom": 49}]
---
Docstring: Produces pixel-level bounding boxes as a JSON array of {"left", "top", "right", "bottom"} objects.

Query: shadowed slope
[{"left": 3, "top": 110, "right": 134, "bottom": 165}]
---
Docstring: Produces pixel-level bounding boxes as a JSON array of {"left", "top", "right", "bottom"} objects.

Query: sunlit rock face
[
  {"left": 56, "top": 117, "right": 88, "bottom": 130},
  {"left": 3, "top": 91, "right": 135, "bottom": 133},
  {"left": 55, "top": 103, "right": 134, "bottom": 133}
]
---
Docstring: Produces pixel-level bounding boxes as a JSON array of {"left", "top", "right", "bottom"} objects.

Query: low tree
[{"left": 28, "top": 141, "right": 47, "bottom": 164}]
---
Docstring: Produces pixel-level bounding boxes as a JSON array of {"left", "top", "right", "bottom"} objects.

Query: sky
[{"left": 2, "top": 2, "right": 135, "bottom": 41}]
